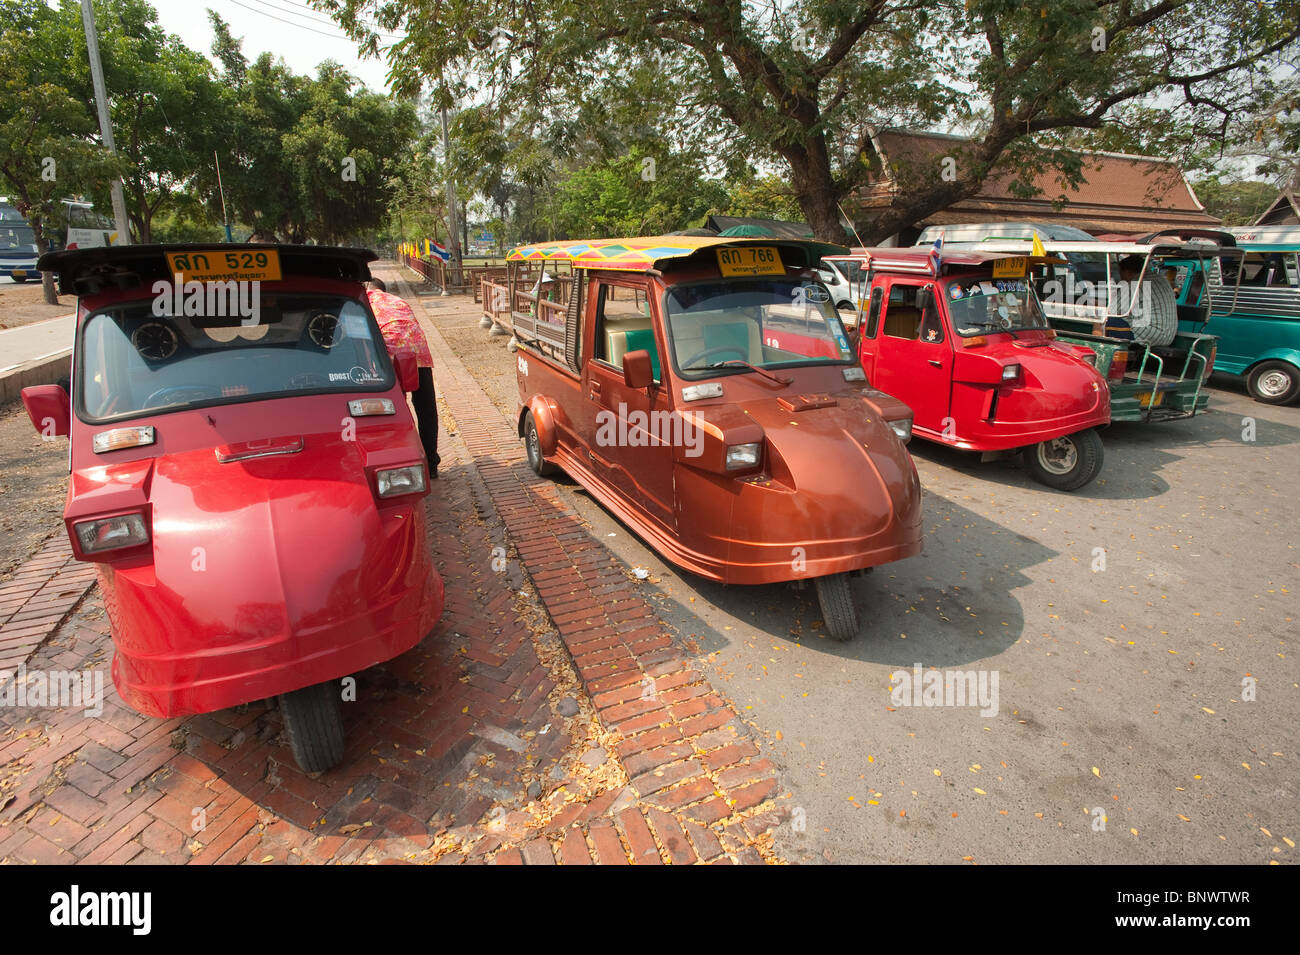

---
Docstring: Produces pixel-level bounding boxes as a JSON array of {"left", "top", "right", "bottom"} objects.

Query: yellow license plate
[
  {"left": 165, "top": 248, "right": 282, "bottom": 283},
  {"left": 992, "top": 256, "right": 1027, "bottom": 278},
  {"left": 1137, "top": 391, "right": 1165, "bottom": 408},
  {"left": 717, "top": 246, "right": 784, "bottom": 277}
]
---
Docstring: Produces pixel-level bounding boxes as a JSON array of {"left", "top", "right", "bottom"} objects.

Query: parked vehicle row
[{"left": 21, "top": 222, "right": 1294, "bottom": 774}]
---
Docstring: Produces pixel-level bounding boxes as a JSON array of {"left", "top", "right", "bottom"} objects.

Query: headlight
[
  {"left": 1001, "top": 363, "right": 1022, "bottom": 382},
  {"left": 725, "top": 442, "right": 761, "bottom": 470},
  {"left": 376, "top": 464, "right": 427, "bottom": 498},
  {"left": 74, "top": 513, "right": 149, "bottom": 553},
  {"left": 887, "top": 415, "right": 913, "bottom": 444}
]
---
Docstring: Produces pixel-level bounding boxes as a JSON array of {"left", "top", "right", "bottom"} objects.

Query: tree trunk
[
  {"left": 785, "top": 146, "right": 847, "bottom": 244},
  {"left": 30, "top": 214, "right": 57, "bottom": 305}
]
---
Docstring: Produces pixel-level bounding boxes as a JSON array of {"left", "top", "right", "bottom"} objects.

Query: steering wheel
[
  {"left": 680, "top": 345, "right": 747, "bottom": 369},
  {"left": 145, "top": 385, "right": 221, "bottom": 407}
]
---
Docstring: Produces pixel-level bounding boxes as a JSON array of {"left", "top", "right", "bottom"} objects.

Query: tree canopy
[{"left": 314, "top": 0, "right": 1300, "bottom": 242}]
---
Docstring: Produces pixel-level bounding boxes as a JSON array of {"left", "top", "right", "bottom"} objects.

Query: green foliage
[
  {"left": 317, "top": 0, "right": 1300, "bottom": 241},
  {"left": 1192, "top": 177, "right": 1284, "bottom": 226}
]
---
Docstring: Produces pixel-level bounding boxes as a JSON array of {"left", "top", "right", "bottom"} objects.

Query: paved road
[
  {"left": 423, "top": 290, "right": 1300, "bottom": 865},
  {"left": 0, "top": 314, "right": 75, "bottom": 373}
]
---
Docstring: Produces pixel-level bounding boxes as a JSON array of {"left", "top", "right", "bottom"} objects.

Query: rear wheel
[
  {"left": 1246, "top": 360, "right": 1300, "bottom": 405},
  {"left": 279, "top": 681, "right": 345, "bottom": 774},
  {"left": 11, "top": 274, "right": 27, "bottom": 283},
  {"left": 523, "top": 409, "right": 557, "bottom": 476},
  {"left": 815, "top": 573, "right": 859, "bottom": 642},
  {"left": 1024, "top": 428, "right": 1104, "bottom": 491}
]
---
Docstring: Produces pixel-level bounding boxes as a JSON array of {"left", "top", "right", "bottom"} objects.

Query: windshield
[
  {"left": 664, "top": 278, "right": 854, "bottom": 376},
  {"left": 946, "top": 277, "right": 1050, "bottom": 336},
  {"left": 0, "top": 223, "right": 36, "bottom": 250},
  {"left": 77, "top": 292, "right": 392, "bottom": 423}
]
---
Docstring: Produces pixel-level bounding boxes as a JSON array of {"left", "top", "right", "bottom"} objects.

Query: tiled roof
[{"left": 858, "top": 130, "right": 1221, "bottom": 232}]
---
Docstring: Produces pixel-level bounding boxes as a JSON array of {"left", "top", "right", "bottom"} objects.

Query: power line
[
  {"left": 249, "top": 0, "right": 405, "bottom": 41},
  {"left": 264, "top": 0, "right": 406, "bottom": 39},
  {"left": 221, "top": 0, "right": 404, "bottom": 43}
]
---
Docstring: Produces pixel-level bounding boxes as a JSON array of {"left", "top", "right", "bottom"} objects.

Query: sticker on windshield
[
  {"left": 330, "top": 366, "right": 383, "bottom": 384},
  {"left": 948, "top": 285, "right": 965, "bottom": 299},
  {"left": 801, "top": 284, "right": 831, "bottom": 304}
]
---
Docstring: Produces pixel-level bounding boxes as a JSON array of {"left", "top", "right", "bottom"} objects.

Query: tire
[
  {"left": 279, "top": 681, "right": 346, "bottom": 774},
  {"left": 11, "top": 274, "right": 27, "bottom": 283},
  {"left": 815, "top": 573, "right": 859, "bottom": 642},
  {"left": 1024, "top": 428, "right": 1104, "bottom": 491},
  {"left": 523, "top": 409, "right": 557, "bottom": 476},
  {"left": 1246, "top": 360, "right": 1300, "bottom": 405},
  {"left": 1128, "top": 275, "right": 1178, "bottom": 347}
]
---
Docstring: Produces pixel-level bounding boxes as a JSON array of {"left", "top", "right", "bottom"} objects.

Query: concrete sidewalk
[{"left": 0, "top": 314, "right": 75, "bottom": 404}]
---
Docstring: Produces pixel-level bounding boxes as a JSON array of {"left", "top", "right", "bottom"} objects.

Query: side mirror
[
  {"left": 393, "top": 352, "right": 419, "bottom": 393},
  {"left": 917, "top": 286, "right": 933, "bottom": 313},
  {"left": 21, "top": 384, "right": 70, "bottom": 438},
  {"left": 623, "top": 350, "right": 653, "bottom": 390}
]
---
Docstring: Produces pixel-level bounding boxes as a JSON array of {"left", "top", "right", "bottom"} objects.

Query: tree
[
  {"left": 314, "top": 0, "right": 1300, "bottom": 242},
  {"left": 204, "top": 14, "right": 418, "bottom": 243},
  {"left": 49, "top": 0, "right": 229, "bottom": 243},
  {"left": 0, "top": 0, "right": 120, "bottom": 302}
]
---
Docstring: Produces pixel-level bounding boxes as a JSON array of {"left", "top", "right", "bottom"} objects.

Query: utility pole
[
  {"left": 80, "top": 0, "right": 131, "bottom": 245},
  {"left": 440, "top": 103, "right": 462, "bottom": 296},
  {"left": 214, "top": 151, "right": 233, "bottom": 242}
]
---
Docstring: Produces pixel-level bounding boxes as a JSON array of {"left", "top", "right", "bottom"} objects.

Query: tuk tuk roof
[
  {"left": 506, "top": 235, "right": 847, "bottom": 272},
  {"left": 1220, "top": 225, "right": 1300, "bottom": 252},
  {"left": 926, "top": 237, "right": 1205, "bottom": 256},
  {"left": 38, "top": 243, "right": 377, "bottom": 297},
  {"left": 839, "top": 247, "right": 1065, "bottom": 276}
]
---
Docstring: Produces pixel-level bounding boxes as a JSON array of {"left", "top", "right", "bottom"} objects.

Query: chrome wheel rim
[
  {"left": 1258, "top": 370, "right": 1292, "bottom": 398},
  {"left": 1037, "top": 437, "right": 1078, "bottom": 475}
]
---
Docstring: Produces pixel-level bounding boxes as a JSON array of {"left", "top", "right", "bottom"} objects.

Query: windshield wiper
[
  {"left": 964, "top": 321, "right": 1018, "bottom": 339},
  {"left": 704, "top": 359, "right": 793, "bottom": 385}
]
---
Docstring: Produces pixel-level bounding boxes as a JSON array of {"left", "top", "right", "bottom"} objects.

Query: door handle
[{"left": 928, "top": 359, "right": 943, "bottom": 368}]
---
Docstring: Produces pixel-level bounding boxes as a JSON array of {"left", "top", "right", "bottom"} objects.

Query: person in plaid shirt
[{"left": 365, "top": 278, "right": 440, "bottom": 477}]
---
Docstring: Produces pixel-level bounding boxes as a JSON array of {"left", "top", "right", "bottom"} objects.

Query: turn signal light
[
  {"left": 1109, "top": 350, "right": 1128, "bottom": 381},
  {"left": 349, "top": 398, "right": 395, "bottom": 416},
  {"left": 92, "top": 426, "right": 155, "bottom": 454}
]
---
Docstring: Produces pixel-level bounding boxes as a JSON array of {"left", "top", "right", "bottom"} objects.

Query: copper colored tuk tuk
[{"left": 495, "top": 236, "right": 923, "bottom": 641}]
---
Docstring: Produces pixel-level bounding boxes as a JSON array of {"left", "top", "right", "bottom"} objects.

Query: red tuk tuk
[
  {"left": 499, "top": 236, "right": 923, "bottom": 641},
  {"left": 19, "top": 244, "right": 444, "bottom": 772},
  {"left": 829, "top": 248, "right": 1110, "bottom": 490}
]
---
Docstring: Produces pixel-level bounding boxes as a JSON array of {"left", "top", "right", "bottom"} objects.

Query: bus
[
  {"left": 0, "top": 198, "right": 117, "bottom": 281},
  {"left": 0, "top": 198, "right": 40, "bottom": 281}
]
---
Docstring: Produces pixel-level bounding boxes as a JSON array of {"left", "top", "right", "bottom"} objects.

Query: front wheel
[
  {"left": 279, "top": 680, "right": 346, "bottom": 773},
  {"left": 523, "top": 409, "right": 557, "bottom": 476},
  {"left": 815, "top": 573, "right": 859, "bottom": 642},
  {"left": 1024, "top": 428, "right": 1104, "bottom": 491},
  {"left": 1246, "top": 360, "right": 1300, "bottom": 405}
]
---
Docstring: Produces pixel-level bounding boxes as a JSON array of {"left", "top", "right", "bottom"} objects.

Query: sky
[{"left": 149, "top": 0, "right": 401, "bottom": 92}]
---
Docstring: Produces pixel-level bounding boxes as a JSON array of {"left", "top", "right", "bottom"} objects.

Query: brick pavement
[{"left": 0, "top": 267, "right": 788, "bottom": 864}]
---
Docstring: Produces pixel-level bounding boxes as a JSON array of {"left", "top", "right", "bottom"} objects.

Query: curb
[{"left": 0, "top": 351, "right": 70, "bottom": 406}]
